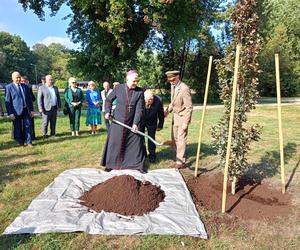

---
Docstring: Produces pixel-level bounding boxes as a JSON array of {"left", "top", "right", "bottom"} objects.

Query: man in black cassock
[
  {"left": 140, "top": 89, "right": 164, "bottom": 163},
  {"left": 101, "top": 70, "right": 145, "bottom": 172}
]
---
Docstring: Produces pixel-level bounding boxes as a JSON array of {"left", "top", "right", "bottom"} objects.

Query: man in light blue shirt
[{"left": 37, "top": 75, "right": 61, "bottom": 138}]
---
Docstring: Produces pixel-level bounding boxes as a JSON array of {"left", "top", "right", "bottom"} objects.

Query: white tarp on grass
[{"left": 3, "top": 168, "right": 207, "bottom": 238}]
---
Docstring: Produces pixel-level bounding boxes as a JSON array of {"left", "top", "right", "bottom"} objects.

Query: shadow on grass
[
  {"left": 0, "top": 152, "right": 39, "bottom": 162},
  {"left": 227, "top": 142, "right": 297, "bottom": 212},
  {"left": 285, "top": 157, "right": 300, "bottom": 191},
  {"left": 0, "top": 140, "right": 19, "bottom": 151},
  {"left": 155, "top": 142, "right": 216, "bottom": 165},
  {"left": 54, "top": 127, "right": 106, "bottom": 137},
  {"left": 0, "top": 234, "right": 33, "bottom": 249},
  {"left": 28, "top": 129, "right": 106, "bottom": 147},
  {"left": 186, "top": 143, "right": 217, "bottom": 171},
  {"left": 0, "top": 118, "right": 12, "bottom": 134},
  {"left": 240, "top": 142, "right": 297, "bottom": 187},
  {"left": 0, "top": 232, "right": 76, "bottom": 249},
  {"left": 0, "top": 124, "right": 106, "bottom": 150},
  {"left": 0, "top": 160, "right": 50, "bottom": 191}
]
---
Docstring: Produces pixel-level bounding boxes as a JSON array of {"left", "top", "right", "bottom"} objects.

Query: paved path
[
  {"left": 192, "top": 101, "right": 300, "bottom": 110},
  {"left": 1, "top": 98, "right": 299, "bottom": 118}
]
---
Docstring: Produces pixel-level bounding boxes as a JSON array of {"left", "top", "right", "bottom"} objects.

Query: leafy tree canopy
[
  {"left": 211, "top": 0, "right": 263, "bottom": 181},
  {"left": 32, "top": 42, "right": 72, "bottom": 82},
  {"left": 19, "top": 0, "right": 221, "bottom": 81},
  {"left": 257, "top": 0, "right": 300, "bottom": 96},
  {"left": 0, "top": 32, "right": 34, "bottom": 82}
]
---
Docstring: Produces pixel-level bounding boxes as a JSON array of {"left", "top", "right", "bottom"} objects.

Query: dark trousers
[
  {"left": 140, "top": 124, "right": 157, "bottom": 158},
  {"left": 11, "top": 116, "right": 35, "bottom": 140},
  {"left": 104, "top": 117, "right": 110, "bottom": 131},
  {"left": 13, "top": 108, "right": 32, "bottom": 145},
  {"left": 68, "top": 107, "right": 81, "bottom": 131},
  {"left": 31, "top": 116, "right": 36, "bottom": 140},
  {"left": 42, "top": 106, "right": 57, "bottom": 136},
  {"left": 0, "top": 100, "right": 4, "bottom": 116}
]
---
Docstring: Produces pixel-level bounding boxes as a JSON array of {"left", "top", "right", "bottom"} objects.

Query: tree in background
[
  {"left": 31, "top": 43, "right": 52, "bottom": 81},
  {"left": 32, "top": 43, "right": 72, "bottom": 83},
  {"left": 136, "top": 49, "right": 163, "bottom": 90},
  {"left": 143, "top": 1, "right": 222, "bottom": 100},
  {"left": 18, "top": 0, "right": 220, "bottom": 84},
  {"left": 184, "top": 31, "right": 222, "bottom": 103},
  {"left": 48, "top": 43, "right": 72, "bottom": 81},
  {"left": 0, "top": 32, "right": 35, "bottom": 82},
  {"left": 211, "top": 0, "right": 263, "bottom": 194},
  {"left": 257, "top": 0, "right": 300, "bottom": 96}
]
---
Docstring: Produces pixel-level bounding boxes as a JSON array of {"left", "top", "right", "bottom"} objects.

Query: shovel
[{"left": 112, "top": 119, "right": 163, "bottom": 146}]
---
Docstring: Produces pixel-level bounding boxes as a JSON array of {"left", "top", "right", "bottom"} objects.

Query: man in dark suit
[
  {"left": 5, "top": 71, "right": 34, "bottom": 146},
  {"left": 140, "top": 89, "right": 164, "bottom": 163},
  {"left": 37, "top": 74, "right": 61, "bottom": 138},
  {"left": 101, "top": 81, "right": 113, "bottom": 131},
  {"left": 21, "top": 76, "right": 36, "bottom": 140},
  {"left": 0, "top": 98, "right": 4, "bottom": 116}
]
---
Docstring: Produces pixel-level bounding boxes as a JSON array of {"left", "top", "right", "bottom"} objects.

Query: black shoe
[
  {"left": 139, "top": 169, "right": 147, "bottom": 174},
  {"left": 104, "top": 168, "right": 112, "bottom": 172},
  {"left": 149, "top": 156, "right": 156, "bottom": 163}
]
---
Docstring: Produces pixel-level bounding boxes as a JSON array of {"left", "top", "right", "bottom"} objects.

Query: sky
[
  {"left": 0, "top": 0, "right": 77, "bottom": 49},
  {"left": 0, "top": 0, "right": 232, "bottom": 50}
]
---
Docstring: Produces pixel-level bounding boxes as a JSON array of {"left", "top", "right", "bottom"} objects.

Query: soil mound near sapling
[
  {"left": 80, "top": 175, "right": 165, "bottom": 216},
  {"left": 187, "top": 172, "right": 293, "bottom": 220}
]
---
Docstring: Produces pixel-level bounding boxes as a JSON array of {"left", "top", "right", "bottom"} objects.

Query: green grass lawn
[{"left": 0, "top": 105, "right": 299, "bottom": 249}]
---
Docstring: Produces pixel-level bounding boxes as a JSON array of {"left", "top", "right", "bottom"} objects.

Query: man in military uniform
[{"left": 164, "top": 70, "right": 193, "bottom": 169}]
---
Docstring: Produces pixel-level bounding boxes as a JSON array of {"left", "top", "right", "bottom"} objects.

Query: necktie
[
  {"left": 17, "top": 84, "right": 26, "bottom": 107},
  {"left": 171, "top": 85, "right": 175, "bottom": 101}
]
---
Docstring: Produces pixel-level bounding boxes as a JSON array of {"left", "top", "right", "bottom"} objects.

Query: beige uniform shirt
[{"left": 167, "top": 81, "right": 193, "bottom": 126}]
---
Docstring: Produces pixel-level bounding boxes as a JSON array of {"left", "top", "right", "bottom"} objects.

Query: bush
[{"left": 55, "top": 79, "right": 68, "bottom": 89}]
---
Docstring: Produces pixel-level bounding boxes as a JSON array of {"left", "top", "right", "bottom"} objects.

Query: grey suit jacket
[{"left": 37, "top": 85, "right": 61, "bottom": 112}]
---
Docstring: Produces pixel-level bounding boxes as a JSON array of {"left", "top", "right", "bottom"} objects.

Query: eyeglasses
[{"left": 168, "top": 77, "right": 177, "bottom": 82}]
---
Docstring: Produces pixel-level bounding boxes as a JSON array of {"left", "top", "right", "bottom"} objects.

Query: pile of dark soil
[
  {"left": 80, "top": 175, "right": 165, "bottom": 216},
  {"left": 187, "top": 172, "right": 293, "bottom": 220}
]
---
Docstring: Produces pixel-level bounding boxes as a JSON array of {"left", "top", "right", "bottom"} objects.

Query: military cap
[{"left": 165, "top": 70, "right": 180, "bottom": 77}]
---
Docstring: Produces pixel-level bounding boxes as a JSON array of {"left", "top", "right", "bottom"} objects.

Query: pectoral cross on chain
[{"left": 128, "top": 105, "right": 132, "bottom": 113}]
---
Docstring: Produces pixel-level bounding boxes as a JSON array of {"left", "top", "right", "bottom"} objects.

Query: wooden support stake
[
  {"left": 275, "top": 53, "right": 285, "bottom": 194},
  {"left": 194, "top": 56, "right": 213, "bottom": 177},
  {"left": 221, "top": 44, "right": 241, "bottom": 213}
]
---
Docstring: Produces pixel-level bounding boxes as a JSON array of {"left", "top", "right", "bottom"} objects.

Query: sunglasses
[{"left": 168, "top": 77, "right": 177, "bottom": 82}]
